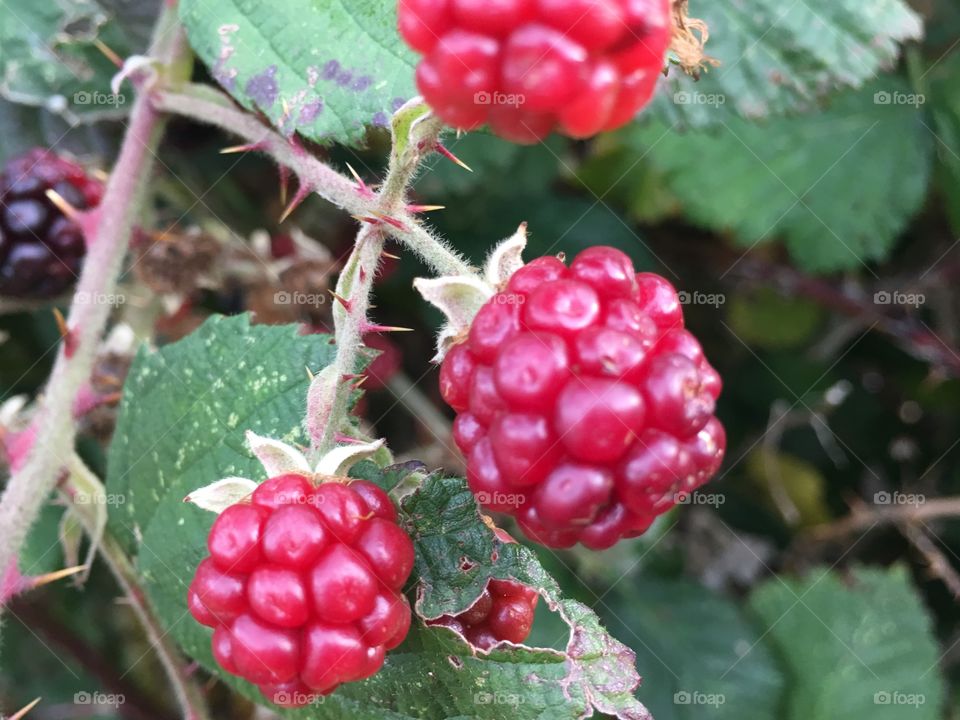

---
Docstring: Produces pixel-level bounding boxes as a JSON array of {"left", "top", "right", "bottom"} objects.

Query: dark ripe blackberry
[{"left": 0, "top": 148, "right": 103, "bottom": 298}]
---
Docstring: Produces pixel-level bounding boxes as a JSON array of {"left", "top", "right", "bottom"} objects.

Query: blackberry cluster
[
  {"left": 188, "top": 475, "right": 414, "bottom": 707},
  {"left": 0, "top": 148, "right": 103, "bottom": 298},
  {"left": 398, "top": 0, "right": 672, "bottom": 142},
  {"left": 441, "top": 246, "right": 725, "bottom": 549}
]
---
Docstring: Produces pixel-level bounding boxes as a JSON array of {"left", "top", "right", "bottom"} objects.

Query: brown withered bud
[{"left": 134, "top": 230, "right": 222, "bottom": 295}]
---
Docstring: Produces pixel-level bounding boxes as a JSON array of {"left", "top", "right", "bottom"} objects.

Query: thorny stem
[
  {"left": 312, "top": 104, "right": 449, "bottom": 455},
  {"left": 152, "top": 84, "right": 475, "bottom": 278},
  {"left": 0, "top": 5, "right": 201, "bottom": 715},
  {"left": 66, "top": 455, "right": 210, "bottom": 720}
]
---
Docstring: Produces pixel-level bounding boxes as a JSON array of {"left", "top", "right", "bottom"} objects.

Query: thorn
[
  {"left": 288, "top": 133, "right": 307, "bottom": 158},
  {"left": 220, "top": 141, "right": 266, "bottom": 155},
  {"left": 370, "top": 211, "right": 406, "bottom": 230},
  {"left": 341, "top": 373, "right": 364, "bottom": 381},
  {"left": 334, "top": 433, "right": 367, "bottom": 445},
  {"left": 279, "top": 183, "right": 312, "bottom": 223},
  {"left": 351, "top": 375, "right": 369, "bottom": 390},
  {"left": 328, "top": 291, "right": 352, "bottom": 312},
  {"left": 279, "top": 164, "right": 291, "bottom": 206},
  {"left": 361, "top": 322, "right": 414, "bottom": 334},
  {"left": 27, "top": 565, "right": 87, "bottom": 590},
  {"left": 91, "top": 168, "right": 110, "bottom": 183},
  {"left": 352, "top": 214, "right": 382, "bottom": 226},
  {"left": 9, "top": 697, "right": 41, "bottom": 720},
  {"left": 382, "top": 250, "right": 401, "bottom": 260},
  {"left": 434, "top": 143, "right": 473, "bottom": 172},
  {"left": 406, "top": 204, "right": 445, "bottom": 214},
  {"left": 45, "top": 189, "right": 82, "bottom": 223},
  {"left": 346, "top": 163, "right": 375, "bottom": 198},
  {"left": 93, "top": 38, "right": 123, "bottom": 67},
  {"left": 52, "top": 308, "right": 78, "bottom": 358},
  {"left": 305, "top": 366, "right": 315, "bottom": 381}
]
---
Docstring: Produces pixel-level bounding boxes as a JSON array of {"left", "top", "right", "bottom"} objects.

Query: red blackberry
[
  {"left": 440, "top": 246, "right": 725, "bottom": 549},
  {"left": 397, "top": 0, "right": 672, "bottom": 143},
  {"left": 188, "top": 476, "right": 414, "bottom": 706},
  {"left": 0, "top": 148, "right": 103, "bottom": 298},
  {"left": 427, "top": 530, "right": 538, "bottom": 648}
]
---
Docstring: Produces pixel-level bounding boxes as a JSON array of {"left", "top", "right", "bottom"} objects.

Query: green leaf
[
  {"left": 105, "top": 314, "right": 337, "bottom": 555},
  {"left": 749, "top": 565, "right": 945, "bottom": 719},
  {"left": 629, "top": 79, "right": 934, "bottom": 272},
  {"left": 601, "top": 576, "right": 784, "bottom": 720},
  {"left": 109, "top": 317, "right": 648, "bottom": 718},
  {"left": 178, "top": 0, "right": 418, "bottom": 147},
  {"left": 648, "top": 0, "right": 923, "bottom": 127},
  {"left": 0, "top": 0, "right": 156, "bottom": 121}
]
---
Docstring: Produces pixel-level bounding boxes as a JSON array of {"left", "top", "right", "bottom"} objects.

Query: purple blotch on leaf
[
  {"left": 298, "top": 98, "right": 324, "bottom": 125},
  {"left": 246, "top": 66, "right": 279, "bottom": 109},
  {"left": 372, "top": 111, "right": 389, "bottom": 127}
]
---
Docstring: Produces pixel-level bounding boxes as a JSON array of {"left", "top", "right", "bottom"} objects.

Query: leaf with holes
[
  {"left": 178, "top": 0, "right": 418, "bottom": 147},
  {"left": 0, "top": 0, "right": 158, "bottom": 121}
]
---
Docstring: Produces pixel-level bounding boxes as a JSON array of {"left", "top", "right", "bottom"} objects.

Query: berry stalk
[
  {"left": 309, "top": 101, "right": 453, "bottom": 455},
  {"left": 0, "top": 4, "right": 191, "bottom": 627}
]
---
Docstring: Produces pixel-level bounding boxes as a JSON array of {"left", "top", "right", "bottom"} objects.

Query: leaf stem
[
  {"left": 0, "top": 4, "right": 190, "bottom": 629},
  {"left": 66, "top": 455, "right": 210, "bottom": 720},
  {"left": 153, "top": 84, "right": 475, "bottom": 278}
]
